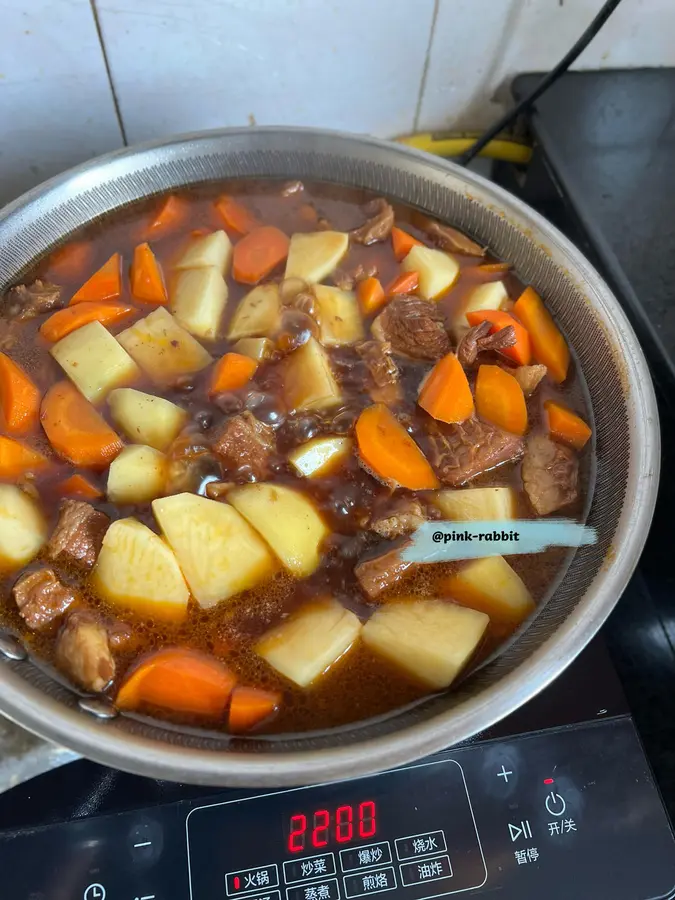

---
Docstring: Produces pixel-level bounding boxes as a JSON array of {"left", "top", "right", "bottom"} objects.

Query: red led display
[{"left": 287, "top": 801, "right": 378, "bottom": 853}]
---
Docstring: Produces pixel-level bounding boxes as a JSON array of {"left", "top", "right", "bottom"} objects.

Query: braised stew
[{"left": 0, "top": 181, "right": 592, "bottom": 735}]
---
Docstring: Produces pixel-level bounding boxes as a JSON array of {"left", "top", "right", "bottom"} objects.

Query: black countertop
[
  {"left": 505, "top": 68, "right": 675, "bottom": 820},
  {"left": 512, "top": 68, "right": 675, "bottom": 394}
]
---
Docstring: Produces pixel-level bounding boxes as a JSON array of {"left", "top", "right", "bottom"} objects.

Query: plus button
[{"left": 497, "top": 765, "right": 513, "bottom": 783}]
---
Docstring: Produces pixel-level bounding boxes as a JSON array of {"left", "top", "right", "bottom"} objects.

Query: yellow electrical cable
[{"left": 396, "top": 132, "right": 533, "bottom": 165}]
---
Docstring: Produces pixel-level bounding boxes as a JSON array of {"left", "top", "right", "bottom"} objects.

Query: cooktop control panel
[
  {"left": 1, "top": 717, "right": 674, "bottom": 900},
  {"left": 188, "top": 759, "right": 485, "bottom": 899}
]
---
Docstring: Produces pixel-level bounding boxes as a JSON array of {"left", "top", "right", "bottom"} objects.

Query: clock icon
[{"left": 83, "top": 885, "right": 106, "bottom": 900}]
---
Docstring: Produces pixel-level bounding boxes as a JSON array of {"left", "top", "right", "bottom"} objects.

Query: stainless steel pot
[{"left": 0, "top": 127, "right": 659, "bottom": 787}]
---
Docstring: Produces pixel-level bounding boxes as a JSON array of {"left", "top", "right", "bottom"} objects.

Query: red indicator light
[
  {"left": 234, "top": 877, "right": 241, "bottom": 891},
  {"left": 544, "top": 778, "right": 554, "bottom": 785}
]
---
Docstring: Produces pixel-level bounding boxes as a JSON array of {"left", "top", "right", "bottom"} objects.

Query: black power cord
[{"left": 457, "top": 0, "right": 625, "bottom": 166}]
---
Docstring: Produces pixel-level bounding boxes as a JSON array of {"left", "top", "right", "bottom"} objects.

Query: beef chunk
[
  {"left": 370, "top": 498, "right": 425, "bottom": 540},
  {"left": 204, "top": 480, "right": 235, "bottom": 501},
  {"left": 13, "top": 568, "right": 77, "bottom": 631},
  {"left": 513, "top": 364, "right": 547, "bottom": 397},
  {"left": 427, "top": 417, "right": 524, "bottom": 486},
  {"left": 211, "top": 411, "right": 275, "bottom": 480},
  {"left": 55, "top": 611, "right": 114, "bottom": 692},
  {"left": 522, "top": 433, "right": 578, "bottom": 515},
  {"left": 3, "top": 280, "right": 63, "bottom": 320},
  {"left": 355, "top": 542, "right": 414, "bottom": 599},
  {"left": 457, "top": 321, "right": 516, "bottom": 367},
  {"left": 47, "top": 500, "right": 109, "bottom": 571},
  {"left": 356, "top": 340, "right": 402, "bottom": 404},
  {"left": 350, "top": 198, "right": 395, "bottom": 245},
  {"left": 106, "top": 618, "right": 142, "bottom": 652},
  {"left": 414, "top": 214, "right": 485, "bottom": 257},
  {"left": 332, "top": 262, "right": 379, "bottom": 291},
  {"left": 0, "top": 319, "right": 21, "bottom": 352},
  {"left": 372, "top": 296, "right": 450, "bottom": 360}
]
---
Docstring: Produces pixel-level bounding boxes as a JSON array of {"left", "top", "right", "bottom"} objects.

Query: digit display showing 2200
[{"left": 286, "top": 801, "right": 377, "bottom": 853}]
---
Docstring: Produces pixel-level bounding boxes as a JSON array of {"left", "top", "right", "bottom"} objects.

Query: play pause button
[{"left": 508, "top": 820, "right": 533, "bottom": 842}]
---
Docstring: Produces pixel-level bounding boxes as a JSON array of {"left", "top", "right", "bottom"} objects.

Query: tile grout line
[
  {"left": 413, "top": 0, "right": 441, "bottom": 133},
  {"left": 89, "top": 0, "right": 128, "bottom": 145}
]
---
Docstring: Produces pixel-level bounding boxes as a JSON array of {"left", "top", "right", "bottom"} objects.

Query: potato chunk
[
  {"left": 108, "top": 388, "right": 187, "bottom": 451},
  {"left": 314, "top": 285, "right": 365, "bottom": 346},
  {"left": 288, "top": 436, "right": 352, "bottom": 478},
  {"left": 173, "top": 230, "right": 232, "bottom": 274},
  {"left": 227, "top": 284, "right": 281, "bottom": 340},
  {"left": 117, "top": 307, "right": 213, "bottom": 385},
  {"left": 362, "top": 598, "right": 488, "bottom": 689},
  {"left": 51, "top": 320, "right": 139, "bottom": 403},
  {"left": 153, "top": 493, "right": 277, "bottom": 608},
  {"left": 283, "top": 337, "right": 342, "bottom": 412},
  {"left": 453, "top": 281, "right": 508, "bottom": 338},
  {"left": 232, "top": 337, "right": 275, "bottom": 362},
  {"left": 432, "top": 487, "right": 516, "bottom": 521},
  {"left": 285, "top": 231, "right": 349, "bottom": 283},
  {"left": 107, "top": 445, "right": 166, "bottom": 504},
  {"left": 443, "top": 556, "right": 534, "bottom": 626},
  {"left": 91, "top": 517, "right": 189, "bottom": 622},
  {"left": 170, "top": 266, "right": 227, "bottom": 340},
  {"left": 401, "top": 245, "right": 460, "bottom": 301},
  {"left": 0, "top": 485, "right": 47, "bottom": 571},
  {"left": 228, "top": 483, "right": 328, "bottom": 577},
  {"left": 256, "top": 597, "right": 361, "bottom": 687}
]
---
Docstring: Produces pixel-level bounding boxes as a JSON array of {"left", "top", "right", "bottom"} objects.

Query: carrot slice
[
  {"left": 0, "top": 353, "right": 41, "bottom": 434},
  {"left": 385, "top": 271, "right": 419, "bottom": 297},
  {"left": 147, "top": 194, "right": 188, "bottom": 236},
  {"left": 355, "top": 403, "right": 439, "bottom": 490},
  {"left": 0, "top": 436, "right": 48, "bottom": 479},
  {"left": 69, "top": 253, "right": 122, "bottom": 305},
  {"left": 513, "top": 287, "right": 569, "bottom": 383},
  {"left": 58, "top": 473, "right": 103, "bottom": 500},
  {"left": 215, "top": 195, "right": 259, "bottom": 235},
  {"left": 40, "top": 381, "right": 123, "bottom": 468},
  {"left": 47, "top": 242, "right": 92, "bottom": 281},
  {"left": 40, "top": 301, "right": 134, "bottom": 343},
  {"left": 391, "top": 227, "right": 422, "bottom": 262},
  {"left": 357, "top": 277, "right": 386, "bottom": 316},
  {"left": 466, "top": 309, "right": 531, "bottom": 366},
  {"left": 475, "top": 365, "right": 527, "bottom": 435},
  {"left": 130, "top": 242, "right": 168, "bottom": 304},
  {"left": 418, "top": 353, "right": 474, "bottom": 424},
  {"left": 232, "top": 226, "right": 290, "bottom": 284},
  {"left": 545, "top": 400, "right": 592, "bottom": 450},
  {"left": 116, "top": 648, "right": 236, "bottom": 717},
  {"left": 228, "top": 685, "right": 281, "bottom": 733},
  {"left": 209, "top": 353, "right": 258, "bottom": 395},
  {"left": 478, "top": 262, "right": 511, "bottom": 273}
]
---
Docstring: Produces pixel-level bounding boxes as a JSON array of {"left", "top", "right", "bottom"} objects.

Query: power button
[{"left": 545, "top": 792, "right": 566, "bottom": 817}]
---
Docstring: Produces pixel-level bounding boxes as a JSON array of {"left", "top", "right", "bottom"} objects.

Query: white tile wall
[
  {"left": 94, "top": 0, "right": 436, "bottom": 144},
  {"left": 0, "top": 0, "right": 123, "bottom": 207},
  {"left": 419, "top": 0, "right": 675, "bottom": 131}
]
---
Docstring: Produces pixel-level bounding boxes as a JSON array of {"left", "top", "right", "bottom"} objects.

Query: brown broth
[{"left": 0, "top": 180, "right": 593, "bottom": 736}]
